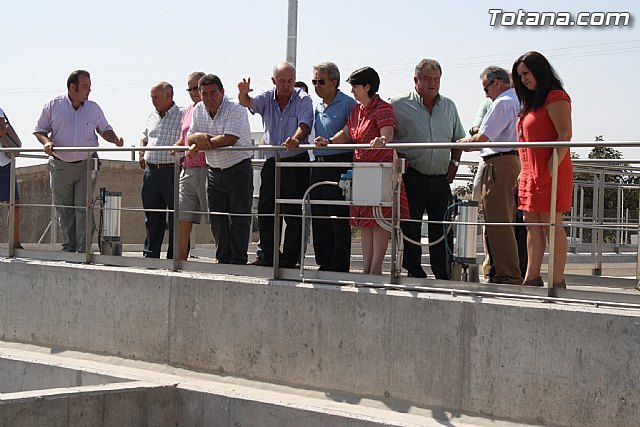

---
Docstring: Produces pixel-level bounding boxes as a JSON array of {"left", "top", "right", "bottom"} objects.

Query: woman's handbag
[{"left": 1, "top": 113, "right": 23, "bottom": 148}]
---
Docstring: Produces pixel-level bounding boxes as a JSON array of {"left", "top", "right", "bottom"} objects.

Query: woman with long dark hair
[{"left": 512, "top": 51, "right": 572, "bottom": 288}]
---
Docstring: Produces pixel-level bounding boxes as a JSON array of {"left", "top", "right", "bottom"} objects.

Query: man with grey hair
[
  {"left": 238, "top": 62, "right": 313, "bottom": 268},
  {"left": 390, "top": 58, "right": 465, "bottom": 280},
  {"left": 310, "top": 62, "right": 357, "bottom": 272},
  {"left": 139, "top": 81, "right": 183, "bottom": 259},
  {"left": 459, "top": 66, "right": 522, "bottom": 284}
]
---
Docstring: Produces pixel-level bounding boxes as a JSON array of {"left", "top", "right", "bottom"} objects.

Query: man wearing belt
[
  {"left": 310, "top": 62, "right": 357, "bottom": 272},
  {"left": 390, "top": 59, "right": 465, "bottom": 280},
  {"left": 459, "top": 66, "right": 522, "bottom": 285},
  {"left": 34, "top": 70, "right": 124, "bottom": 253},
  {"left": 187, "top": 74, "right": 253, "bottom": 265},
  {"left": 238, "top": 62, "right": 313, "bottom": 268},
  {"left": 139, "top": 82, "right": 183, "bottom": 259}
]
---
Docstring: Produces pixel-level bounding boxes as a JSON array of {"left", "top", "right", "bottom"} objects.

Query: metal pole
[
  {"left": 615, "top": 186, "right": 622, "bottom": 252},
  {"left": 8, "top": 154, "right": 16, "bottom": 258},
  {"left": 579, "top": 186, "right": 584, "bottom": 243},
  {"left": 84, "top": 155, "right": 94, "bottom": 263},
  {"left": 570, "top": 184, "right": 578, "bottom": 252},
  {"left": 172, "top": 155, "right": 181, "bottom": 271},
  {"left": 273, "top": 154, "right": 282, "bottom": 279},
  {"left": 286, "top": 0, "right": 298, "bottom": 66},
  {"left": 593, "top": 170, "right": 605, "bottom": 275},
  {"left": 389, "top": 152, "right": 399, "bottom": 283},
  {"left": 547, "top": 149, "right": 559, "bottom": 291}
]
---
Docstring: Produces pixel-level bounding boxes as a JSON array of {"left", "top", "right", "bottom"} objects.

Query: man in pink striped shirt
[
  {"left": 176, "top": 71, "right": 209, "bottom": 261},
  {"left": 34, "top": 70, "right": 124, "bottom": 253}
]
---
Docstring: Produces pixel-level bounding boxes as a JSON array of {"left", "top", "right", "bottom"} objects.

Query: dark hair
[
  {"left": 198, "top": 74, "right": 224, "bottom": 91},
  {"left": 294, "top": 81, "right": 308, "bottom": 93},
  {"left": 67, "top": 70, "right": 90, "bottom": 90},
  {"left": 347, "top": 66, "right": 379, "bottom": 98},
  {"left": 512, "top": 51, "right": 564, "bottom": 113}
]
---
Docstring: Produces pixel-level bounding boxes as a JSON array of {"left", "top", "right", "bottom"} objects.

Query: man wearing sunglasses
[
  {"left": 310, "top": 62, "right": 357, "bottom": 272},
  {"left": 458, "top": 66, "right": 522, "bottom": 285}
]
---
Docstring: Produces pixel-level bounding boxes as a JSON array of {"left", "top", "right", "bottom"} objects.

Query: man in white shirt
[
  {"left": 459, "top": 66, "right": 522, "bottom": 285},
  {"left": 187, "top": 74, "right": 253, "bottom": 265}
]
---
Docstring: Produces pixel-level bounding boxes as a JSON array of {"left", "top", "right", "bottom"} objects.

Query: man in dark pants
[
  {"left": 238, "top": 62, "right": 313, "bottom": 268},
  {"left": 310, "top": 62, "right": 357, "bottom": 272},
  {"left": 187, "top": 74, "right": 253, "bottom": 265},
  {"left": 139, "top": 82, "right": 183, "bottom": 259},
  {"left": 390, "top": 59, "right": 465, "bottom": 279}
]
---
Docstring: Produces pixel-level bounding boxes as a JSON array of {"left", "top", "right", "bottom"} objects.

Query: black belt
[
  {"left": 482, "top": 150, "right": 518, "bottom": 161},
  {"left": 315, "top": 153, "right": 352, "bottom": 162},
  {"left": 209, "top": 158, "right": 250, "bottom": 172},
  {"left": 146, "top": 163, "right": 174, "bottom": 169}
]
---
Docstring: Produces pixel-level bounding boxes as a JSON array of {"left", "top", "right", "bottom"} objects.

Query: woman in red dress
[
  {"left": 512, "top": 51, "right": 573, "bottom": 288},
  {"left": 315, "top": 67, "right": 409, "bottom": 275}
]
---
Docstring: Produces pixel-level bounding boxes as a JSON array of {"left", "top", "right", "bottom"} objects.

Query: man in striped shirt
[
  {"left": 34, "top": 70, "right": 124, "bottom": 253},
  {"left": 139, "top": 82, "right": 183, "bottom": 259},
  {"left": 187, "top": 74, "right": 253, "bottom": 265}
]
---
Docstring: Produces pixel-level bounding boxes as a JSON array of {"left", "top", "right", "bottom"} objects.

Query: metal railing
[{"left": 2, "top": 140, "right": 640, "bottom": 305}]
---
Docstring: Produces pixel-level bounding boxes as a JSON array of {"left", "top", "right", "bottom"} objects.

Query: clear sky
[{"left": 2, "top": 0, "right": 638, "bottom": 167}]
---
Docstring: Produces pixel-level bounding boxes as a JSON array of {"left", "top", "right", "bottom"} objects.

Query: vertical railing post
[
  {"left": 547, "top": 148, "right": 559, "bottom": 292},
  {"left": 7, "top": 153, "right": 17, "bottom": 258},
  {"left": 84, "top": 153, "right": 95, "bottom": 263},
  {"left": 579, "top": 186, "right": 584, "bottom": 244},
  {"left": 273, "top": 152, "right": 282, "bottom": 279},
  {"left": 172, "top": 153, "right": 181, "bottom": 271},
  {"left": 615, "top": 186, "right": 622, "bottom": 253},
  {"left": 593, "top": 170, "right": 605, "bottom": 275},
  {"left": 389, "top": 152, "right": 399, "bottom": 284},
  {"left": 570, "top": 184, "right": 578, "bottom": 252}
]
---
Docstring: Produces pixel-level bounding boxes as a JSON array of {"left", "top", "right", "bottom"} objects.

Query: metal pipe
[
  {"left": 286, "top": 0, "right": 298, "bottom": 66},
  {"left": 547, "top": 149, "right": 559, "bottom": 290},
  {"left": 8, "top": 154, "right": 16, "bottom": 257}
]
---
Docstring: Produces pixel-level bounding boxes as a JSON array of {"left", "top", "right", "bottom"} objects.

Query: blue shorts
[{"left": 0, "top": 163, "right": 20, "bottom": 202}]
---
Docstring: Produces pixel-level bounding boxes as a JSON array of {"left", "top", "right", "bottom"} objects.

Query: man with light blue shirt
[
  {"left": 459, "top": 66, "right": 522, "bottom": 284},
  {"left": 390, "top": 59, "right": 464, "bottom": 280},
  {"left": 238, "top": 62, "right": 313, "bottom": 268},
  {"left": 310, "top": 62, "right": 356, "bottom": 272},
  {"left": 34, "top": 70, "right": 124, "bottom": 253}
]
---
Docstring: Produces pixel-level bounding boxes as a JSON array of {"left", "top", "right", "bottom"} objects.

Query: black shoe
[
  {"left": 407, "top": 269, "right": 428, "bottom": 278},
  {"left": 250, "top": 258, "right": 271, "bottom": 267}
]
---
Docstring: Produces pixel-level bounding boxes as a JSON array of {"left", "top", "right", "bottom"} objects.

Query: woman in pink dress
[
  {"left": 512, "top": 51, "right": 573, "bottom": 288},
  {"left": 315, "top": 67, "right": 409, "bottom": 275}
]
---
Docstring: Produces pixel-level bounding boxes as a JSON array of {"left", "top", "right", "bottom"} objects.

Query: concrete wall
[
  {"left": 0, "top": 358, "right": 130, "bottom": 393},
  {"left": 0, "top": 259, "right": 639, "bottom": 426},
  {"left": 0, "top": 385, "right": 177, "bottom": 427}
]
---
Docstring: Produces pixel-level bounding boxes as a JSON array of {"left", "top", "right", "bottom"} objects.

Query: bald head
[
  {"left": 272, "top": 62, "right": 296, "bottom": 99},
  {"left": 150, "top": 81, "right": 174, "bottom": 114}
]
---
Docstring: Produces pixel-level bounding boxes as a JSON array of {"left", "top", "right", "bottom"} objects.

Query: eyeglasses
[
  {"left": 483, "top": 79, "right": 495, "bottom": 94},
  {"left": 186, "top": 86, "right": 199, "bottom": 93},
  {"left": 311, "top": 79, "right": 326, "bottom": 86}
]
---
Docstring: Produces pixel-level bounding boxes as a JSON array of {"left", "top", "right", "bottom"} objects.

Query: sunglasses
[
  {"left": 483, "top": 79, "right": 495, "bottom": 94},
  {"left": 311, "top": 79, "right": 326, "bottom": 86},
  {"left": 186, "top": 86, "right": 199, "bottom": 93}
]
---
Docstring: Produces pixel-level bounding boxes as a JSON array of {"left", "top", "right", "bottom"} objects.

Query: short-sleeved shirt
[
  {"left": 181, "top": 102, "right": 207, "bottom": 168},
  {"left": 390, "top": 91, "right": 465, "bottom": 175},
  {"left": 0, "top": 107, "right": 9, "bottom": 167},
  {"left": 313, "top": 91, "right": 357, "bottom": 156},
  {"left": 34, "top": 94, "right": 114, "bottom": 163},
  {"left": 479, "top": 88, "right": 520, "bottom": 158},
  {"left": 188, "top": 96, "right": 253, "bottom": 169},
  {"left": 347, "top": 95, "right": 395, "bottom": 162},
  {"left": 250, "top": 87, "right": 313, "bottom": 159},
  {"left": 142, "top": 103, "right": 183, "bottom": 165}
]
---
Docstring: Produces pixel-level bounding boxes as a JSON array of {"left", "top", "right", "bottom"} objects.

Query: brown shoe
[{"left": 522, "top": 277, "right": 544, "bottom": 287}]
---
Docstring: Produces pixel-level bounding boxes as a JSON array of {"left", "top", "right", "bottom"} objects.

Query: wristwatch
[{"left": 450, "top": 159, "right": 460, "bottom": 167}]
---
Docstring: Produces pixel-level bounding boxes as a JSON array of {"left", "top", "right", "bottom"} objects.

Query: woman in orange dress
[
  {"left": 315, "top": 67, "right": 409, "bottom": 275},
  {"left": 512, "top": 51, "right": 573, "bottom": 288}
]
